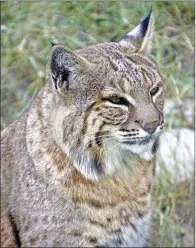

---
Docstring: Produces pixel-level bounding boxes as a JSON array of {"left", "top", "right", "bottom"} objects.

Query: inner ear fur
[{"left": 49, "top": 44, "right": 91, "bottom": 91}]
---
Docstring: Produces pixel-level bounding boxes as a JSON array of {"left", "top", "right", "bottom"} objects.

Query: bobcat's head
[{"left": 48, "top": 8, "right": 164, "bottom": 180}]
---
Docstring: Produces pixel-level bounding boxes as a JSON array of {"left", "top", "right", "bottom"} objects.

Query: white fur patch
[
  {"left": 122, "top": 139, "right": 154, "bottom": 161},
  {"left": 103, "top": 141, "right": 124, "bottom": 175},
  {"left": 152, "top": 88, "right": 162, "bottom": 103},
  {"left": 105, "top": 101, "right": 128, "bottom": 111},
  {"left": 120, "top": 213, "right": 151, "bottom": 247},
  {"left": 125, "top": 94, "right": 137, "bottom": 106},
  {"left": 126, "top": 24, "right": 142, "bottom": 38},
  {"left": 102, "top": 137, "right": 154, "bottom": 176}
]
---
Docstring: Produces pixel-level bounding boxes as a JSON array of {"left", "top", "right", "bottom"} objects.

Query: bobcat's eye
[
  {"left": 150, "top": 87, "right": 159, "bottom": 96},
  {"left": 107, "top": 96, "right": 130, "bottom": 107}
]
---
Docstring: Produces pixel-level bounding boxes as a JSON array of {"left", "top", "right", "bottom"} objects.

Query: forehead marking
[
  {"left": 119, "top": 77, "right": 131, "bottom": 93},
  {"left": 141, "top": 67, "right": 155, "bottom": 86},
  {"left": 142, "top": 72, "right": 151, "bottom": 86},
  {"left": 128, "top": 53, "right": 154, "bottom": 68}
]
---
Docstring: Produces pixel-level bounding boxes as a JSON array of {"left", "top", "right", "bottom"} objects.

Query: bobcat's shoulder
[{"left": 1, "top": 8, "right": 164, "bottom": 247}]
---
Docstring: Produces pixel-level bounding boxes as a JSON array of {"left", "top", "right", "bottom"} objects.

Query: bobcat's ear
[
  {"left": 49, "top": 44, "right": 91, "bottom": 92},
  {"left": 119, "top": 7, "right": 154, "bottom": 55}
]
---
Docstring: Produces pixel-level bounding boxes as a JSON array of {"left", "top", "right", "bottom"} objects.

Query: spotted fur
[{"left": 1, "top": 9, "right": 164, "bottom": 247}]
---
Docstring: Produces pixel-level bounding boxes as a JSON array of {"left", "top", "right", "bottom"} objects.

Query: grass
[
  {"left": 152, "top": 170, "right": 194, "bottom": 247},
  {"left": 1, "top": 2, "right": 195, "bottom": 247}
]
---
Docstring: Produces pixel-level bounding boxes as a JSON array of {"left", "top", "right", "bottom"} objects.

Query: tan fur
[{"left": 1, "top": 9, "right": 164, "bottom": 247}]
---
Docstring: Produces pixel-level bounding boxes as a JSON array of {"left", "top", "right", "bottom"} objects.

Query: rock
[
  {"left": 164, "top": 98, "right": 194, "bottom": 128},
  {"left": 156, "top": 128, "right": 194, "bottom": 183}
]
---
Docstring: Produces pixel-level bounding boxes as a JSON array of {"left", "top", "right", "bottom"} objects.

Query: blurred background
[{"left": 1, "top": 1, "right": 195, "bottom": 247}]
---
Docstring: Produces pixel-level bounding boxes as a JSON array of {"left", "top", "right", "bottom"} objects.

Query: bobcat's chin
[
  {"left": 121, "top": 134, "right": 160, "bottom": 161},
  {"left": 69, "top": 136, "right": 158, "bottom": 181},
  {"left": 102, "top": 138, "right": 156, "bottom": 176}
]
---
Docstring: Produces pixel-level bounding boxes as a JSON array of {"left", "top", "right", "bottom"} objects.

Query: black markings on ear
[
  {"left": 51, "top": 74, "right": 58, "bottom": 90},
  {"left": 120, "top": 7, "right": 154, "bottom": 55},
  {"left": 140, "top": 6, "right": 152, "bottom": 37},
  {"left": 50, "top": 45, "right": 92, "bottom": 92},
  {"left": 50, "top": 48, "right": 71, "bottom": 91},
  {"left": 62, "top": 70, "right": 70, "bottom": 91}
]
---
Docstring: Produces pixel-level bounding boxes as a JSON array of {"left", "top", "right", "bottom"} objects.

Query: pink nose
[{"left": 143, "top": 120, "right": 159, "bottom": 134}]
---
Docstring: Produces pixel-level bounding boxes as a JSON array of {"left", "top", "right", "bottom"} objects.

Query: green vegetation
[{"left": 1, "top": 2, "right": 194, "bottom": 247}]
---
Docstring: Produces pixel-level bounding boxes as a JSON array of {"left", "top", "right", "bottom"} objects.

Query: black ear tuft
[
  {"left": 119, "top": 7, "right": 154, "bottom": 55},
  {"left": 140, "top": 6, "right": 152, "bottom": 37}
]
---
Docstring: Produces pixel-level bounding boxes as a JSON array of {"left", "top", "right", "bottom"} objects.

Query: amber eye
[
  {"left": 107, "top": 96, "right": 130, "bottom": 107},
  {"left": 150, "top": 87, "right": 159, "bottom": 96}
]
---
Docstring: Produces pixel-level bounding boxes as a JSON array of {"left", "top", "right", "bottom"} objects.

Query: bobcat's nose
[{"left": 143, "top": 120, "right": 159, "bottom": 134}]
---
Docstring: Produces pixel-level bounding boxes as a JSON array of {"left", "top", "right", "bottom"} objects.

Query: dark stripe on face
[
  {"left": 123, "top": 136, "right": 150, "bottom": 145},
  {"left": 121, "top": 133, "right": 139, "bottom": 137},
  {"left": 95, "top": 132, "right": 102, "bottom": 147},
  {"left": 94, "top": 122, "right": 109, "bottom": 147},
  {"left": 99, "top": 121, "right": 106, "bottom": 131},
  {"left": 81, "top": 113, "right": 90, "bottom": 136},
  {"left": 88, "top": 140, "right": 93, "bottom": 148},
  {"left": 80, "top": 102, "right": 99, "bottom": 136},
  {"left": 92, "top": 118, "right": 97, "bottom": 126},
  {"left": 102, "top": 116, "right": 122, "bottom": 125}
]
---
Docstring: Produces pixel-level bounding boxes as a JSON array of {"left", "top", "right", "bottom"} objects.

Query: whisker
[
  {"left": 121, "top": 137, "right": 143, "bottom": 140},
  {"left": 120, "top": 134, "right": 139, "bottom": 137}
]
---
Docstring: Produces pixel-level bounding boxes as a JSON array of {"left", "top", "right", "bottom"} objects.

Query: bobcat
[{"left": 1, "top": 8, "right": 164, "bottom": 247}]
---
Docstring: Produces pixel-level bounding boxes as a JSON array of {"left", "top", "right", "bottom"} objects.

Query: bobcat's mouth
[
  {"left": 122, "top": 134, "right": 159, "bottom": 146},
  {"left": 119, "top": 127, "right": 163, "bottom": 147},
  {"left": 120, "top": 133, "right": 150, "bottom": 145},
  {"left": 120, "top": 133, "right": 161, "bottom": 158}
]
